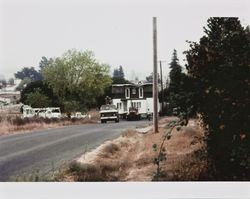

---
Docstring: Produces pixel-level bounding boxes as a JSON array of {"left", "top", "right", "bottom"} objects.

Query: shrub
[
  {"left": 12, "top": 117, "right": 29, "bottom": 126},
  {"left": 68, "top": 161, "right": 119, "bottom": 181},
  {"left": 102, "top": 143, "right": 119, "bottom": 154},
  {"left": 185, "top": 17, "right": 250, "bottom": 180}
]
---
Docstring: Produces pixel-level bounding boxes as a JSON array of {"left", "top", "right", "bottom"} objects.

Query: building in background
[
  {"left": 111, "top": 81, "right": 160, "bottom": 119},
  {"left": 0, "top": 79, "right": 21, "bottom": 106}
]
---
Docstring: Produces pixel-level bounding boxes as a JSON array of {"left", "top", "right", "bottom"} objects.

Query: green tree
[
  {"left": 8, "top": 78, "right": 15, "bottom": 85},
  {"left": 0, "top": 79, "right": 7, "bottom": 88},
  {"left": 112, "top": 65, "right": 130, "bottom": 84},
  {"left": 63, "top": 100, "right": 86, "bottom": 117},
  {"left": 42, "top": 49, "right": 112, "bottom": 108},
  {"left": 145, "top": 72, "right": 161, "bottom": 83},
  {"left": 39, "top": 56, "right": 53, "bottom": 71},
  {"left": 20, "top": 80, "right": 60, "bottom": 107},
  {"left": 25, "top": 88, "right": 51, "bottom": 108},
  {"left": 113, "top": 65, "right": 125, "bottom": 79},
  {"left": 169, "top": 49, "right": 182, "bottom": 93},
  {"left": 185, "top": 17, "right": 250, "bottom": 180},
  {"left": 16, "top": 78, "right": 32, "bottom": 91},
  {"left": 165, "top": 50, "right": 186, "bottom": 115},
  {"left": 145, "top": 73, "right": 153, "bottom": 83},
  {"left": 113, "top": 69, "right": 119, "bottom": 78},
  {"left": 15, "top": 67, "right": 42, "bottom": 81},
  {"left": 118, "top": 65, "right": 125, "bottom": 79}
]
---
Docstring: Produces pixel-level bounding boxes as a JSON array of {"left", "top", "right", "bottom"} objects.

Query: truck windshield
[
  {"left": 52, "top": 109, "right": 60, "bottom": 113},
  {"left": 100, "top": 105, "right": 116, "bottom": 110}
]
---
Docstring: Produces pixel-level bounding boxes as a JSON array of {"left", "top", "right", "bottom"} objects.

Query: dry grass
[
  {"left": 0, "top": 111, "right": 99, "bottom": 136},
  {"left": 55, "top": 117, "right": 208, "bottom": 181},
  {"left": 54, "top": 129, "right": 143, "bottom": 181},
  {"left": 155, "top": 123, "right": 208, "bottom": 181}
]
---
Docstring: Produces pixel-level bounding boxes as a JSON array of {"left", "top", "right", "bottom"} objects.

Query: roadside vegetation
[
  {"left": 163, "top": 17, "right": 250, "bottom": 180},
  {"left": 53, "top": 117, "right": 207, "bottom": 181},
  {"left": 0, "top": 110, "right": 99, "bottom": 136}
]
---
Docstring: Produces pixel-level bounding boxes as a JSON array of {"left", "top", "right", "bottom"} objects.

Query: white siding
[
  {"left": 113, "top": 99, "right": 123, "bottom": 114},
  {"left": 130, "top": 99, "right": 146, "bottom": 114},
  {"left": 146, "top": 97, "right": 160, "bottom": 113}
]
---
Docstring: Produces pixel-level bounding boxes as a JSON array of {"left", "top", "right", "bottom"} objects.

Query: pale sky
[{"left": 0, "top": 0, "right": 249, "bottom": 81}]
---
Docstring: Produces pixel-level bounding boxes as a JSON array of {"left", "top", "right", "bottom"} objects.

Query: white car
[
  {"left": 38, "top": 107, "right": 61, "bottom": 119},
  {"left": 70, "top": 112, "right": 87, "bottom": 119}
]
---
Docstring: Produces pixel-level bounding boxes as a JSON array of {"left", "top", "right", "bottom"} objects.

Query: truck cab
[{"left": 100, "top": 104, "right": 119, "bottom": 123}]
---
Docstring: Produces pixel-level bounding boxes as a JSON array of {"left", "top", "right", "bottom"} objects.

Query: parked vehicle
[
  {"left": 100, "top": 104, "right": 119, "bottom": 123},
  {"left": 127, "top": 107, "right": 140, "bottom": 121},
  {"left": 70, "top": 112, "right": 87, "bottom": 119},
  {"left": 22, "top": 106, "right": 61, "bottom": 119},
  {"left": 22, "top": 105, "right": 35, "bottom": 118},
  {"left": 44, "top": 107, "right": 61, "bottom": 119}
]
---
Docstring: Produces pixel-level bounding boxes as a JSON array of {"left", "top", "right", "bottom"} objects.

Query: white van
[{"left": 37, "top": 107, "right": 61, "bottom": 119}]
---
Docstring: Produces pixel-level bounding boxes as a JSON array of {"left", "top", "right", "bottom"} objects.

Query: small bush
[
  {"left": 102, "top": 143, "right": 120, "bottom": 154},
  {"left": 69, "top": 161, "right": 82, "bottom": 173},
  {"left": 68, "top": 161, "right": 119, "bottom": 181},
  {"left": 10, "top": 169, "right": 43, "bottom": 182},
  {"left": 43, "top": 118, "right": 52, "bottom": 124},
  {"left": 122, "top": 129, "right": 136, "bottom": 138},
  {"left": 6, "top": 116, "right": 13, "bottom": 123},
  {"left": 70, "top": 118, "right": 78, "bottom": 123},
  {"left": 12, "top": 117, "right": 28, "bottom": 126}
]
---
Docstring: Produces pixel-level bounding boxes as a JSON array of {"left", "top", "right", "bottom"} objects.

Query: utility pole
[{"left": 153, "top": 17, "right": 158, "bottom": 133}]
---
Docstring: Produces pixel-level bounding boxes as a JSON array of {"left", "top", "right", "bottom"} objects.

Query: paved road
[{"left": 0, "top": 120, "right": 151, "bottom": 181}]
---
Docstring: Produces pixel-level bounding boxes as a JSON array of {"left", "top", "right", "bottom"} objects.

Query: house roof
[
  {"left": 112, "top": 82, "right": 153, "bottom": 87},
  {"left": 112, "top": 84, "right": 133, "bottom": 87}
]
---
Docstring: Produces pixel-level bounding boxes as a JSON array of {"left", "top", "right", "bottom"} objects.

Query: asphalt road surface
[{"left": 0, "top": 120, "right": 151, "bottom": 181}]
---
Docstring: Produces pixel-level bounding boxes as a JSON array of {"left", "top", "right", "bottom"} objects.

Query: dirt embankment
[{"left": 56, "top": 117, "right": 208, "bottom": 181}]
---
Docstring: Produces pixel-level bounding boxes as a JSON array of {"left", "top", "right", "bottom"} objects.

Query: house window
[
  {"left": 131, "top": 102, "right": 141, "bottom": 109},
  {"left": 125, "top": 88, "right": 130, "bottom": 99},
  {"left": 139, "top": 87, "right": 143, "bottom": 98},
  {"left": 132, "top": 88, "right": 136, "bottom": 95}
]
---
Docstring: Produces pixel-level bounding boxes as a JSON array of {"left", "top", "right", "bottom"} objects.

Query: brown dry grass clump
[
  {"left": 56, "top": 129, "right": 145, "bottom": 181},
  {"left": 56, "top": 118, "right": 208, "bottom": 181},
  {"left": 157, "top": 123, "right": 208, "bottom": 181}
]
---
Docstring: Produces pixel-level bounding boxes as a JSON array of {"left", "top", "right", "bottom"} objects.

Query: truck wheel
[
  {"left": 101, "top": 120, "right": 106, "bottom": 123},
  {"left": 115, "top": 119, "right": 119, "bottom": 123}
]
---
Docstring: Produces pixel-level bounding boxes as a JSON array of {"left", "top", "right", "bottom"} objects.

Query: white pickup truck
[{"left": 100, "top": 104, "right": 119, "bottom": 123}]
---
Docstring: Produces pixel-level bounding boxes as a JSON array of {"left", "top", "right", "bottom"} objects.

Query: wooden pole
[{"left": 153, "top": 17, "right": 158, "bottom": 133}]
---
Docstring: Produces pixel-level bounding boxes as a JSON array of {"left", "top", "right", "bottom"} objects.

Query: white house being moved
[{"left": 111, "top": 81, "right": 159, "bottom": 119}]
